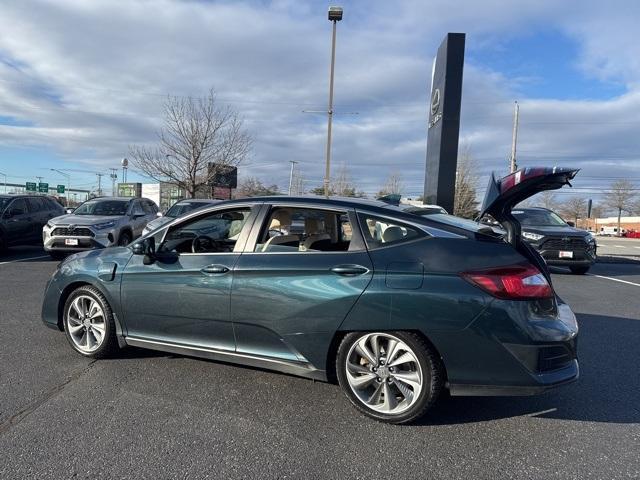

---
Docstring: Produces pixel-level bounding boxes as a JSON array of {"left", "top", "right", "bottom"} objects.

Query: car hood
[
  {"left": 49, "top": 214, "right": 122, "bottom": 226},
  {"left": 522, "top": 225, "right": 590, "bottom": 238},
  {"left": 145, "top": 216, "right": 173, "bottom": 231}
]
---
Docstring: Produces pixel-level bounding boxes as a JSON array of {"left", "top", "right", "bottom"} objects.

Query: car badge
[{"left": 562, "top": 237, "right": 570, "bottom": 242}]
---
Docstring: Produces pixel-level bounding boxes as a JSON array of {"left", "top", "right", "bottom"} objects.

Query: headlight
[
  {"left": 94, "top": 221, "right": 116, "bottom": 230},
  {"left": 522, "top": 231, "right": 544, "bottom": 241},
  {"left": 586, "top": 232, "right": 596, "bottom": 243}
]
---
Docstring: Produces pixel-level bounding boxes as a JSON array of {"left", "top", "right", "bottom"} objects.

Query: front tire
[
  {"left": 336, "top": 331, "right": 443, "bottom": 424},
  {"left": 118, "top": 231, "right": 132, "bottom": 246},
  {"left": 570, "top": 266, "right": 590, "bottom": 275},
  {"left": 63, "top": 285, "right": 118, "bottom": 358}
]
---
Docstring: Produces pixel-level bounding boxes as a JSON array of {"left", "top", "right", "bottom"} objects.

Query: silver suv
[{"left": 43, "top": 197, "right": 158, "bottom": 259}]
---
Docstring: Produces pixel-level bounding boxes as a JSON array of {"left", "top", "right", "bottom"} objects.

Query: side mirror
[
  {"left": 567, "top": 221, "right": 575, "bottom": 227},
  {"left": 132, "top": 236, "right": 155, "bottom": 256},
  {"left": 156, "top": 212, "right": 163, "bottom": 217},
  {"left": 65, "top": 208, "right": 75, "bottom": 214}
]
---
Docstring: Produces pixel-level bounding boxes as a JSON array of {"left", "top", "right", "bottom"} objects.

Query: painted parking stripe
[
  {"left": 587, "top": 273, "right": 640, "bottom": 287},
  {"left": 0, "top": 255, "right": 50, "bottom": 265}
]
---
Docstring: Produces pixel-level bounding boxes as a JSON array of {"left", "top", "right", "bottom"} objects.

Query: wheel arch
[{"left": 118, "top": 227, "right": 133, "bottom": 243}]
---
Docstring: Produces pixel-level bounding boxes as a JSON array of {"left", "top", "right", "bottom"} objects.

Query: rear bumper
[
  {"left": 429, "top": 301, "right": 579, "bottom": 397},
  {"left": 449, "top": 360, "right": 578, "bottom": 396}
]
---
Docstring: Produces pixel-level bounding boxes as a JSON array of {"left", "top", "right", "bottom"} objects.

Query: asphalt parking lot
[{"left": 1, "top": 247, "right": 639, "bottom": 479}]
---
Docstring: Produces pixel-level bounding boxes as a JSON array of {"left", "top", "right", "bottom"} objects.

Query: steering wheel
[{"left": 191, "top": 235, "right": 220, "bottom": 253}]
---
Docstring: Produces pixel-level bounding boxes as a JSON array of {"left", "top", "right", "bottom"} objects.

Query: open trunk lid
[{"left": 480, "top": 167, "right": 579, "bottom": 245}]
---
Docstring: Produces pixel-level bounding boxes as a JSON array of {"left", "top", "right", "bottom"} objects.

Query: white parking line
[
  {"left": 0, "top": 255, "right": 50, "bottom": 265},
  {"left": 587, "top": 273, "right": 640, "bottom": 287}
]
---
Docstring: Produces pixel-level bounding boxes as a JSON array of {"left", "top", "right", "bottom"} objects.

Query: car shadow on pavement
[{"left": 416, "top": 313, "right": 640, "bottom": 426}]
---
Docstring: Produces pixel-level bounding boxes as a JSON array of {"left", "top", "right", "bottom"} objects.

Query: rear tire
[
  {"left": 63, "top": 285, "right": 118, "bottom": 358},
  {"left": 570, "top": 266, "right": 590, "bottom": 275},
  {"left": 336, "top": 331, "right": 443, "bottom": 424},
  {"left": 118, "top": 231, "right": 132, "bottom": 246}
]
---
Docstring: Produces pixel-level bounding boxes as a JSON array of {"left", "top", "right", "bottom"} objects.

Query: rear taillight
[{"left": 461, "top": 264, "right": 553, "bottom": 300}]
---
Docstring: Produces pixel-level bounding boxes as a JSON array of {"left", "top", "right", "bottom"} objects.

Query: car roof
[
  {"left": 513, "top": 207, "right": 554, "bottom": 213},
  {"left": 85, "top": 196, "right": 135, "bottom": 201},
  {"left": 176, "top": 198, "right": 220, "bottom": 204}
]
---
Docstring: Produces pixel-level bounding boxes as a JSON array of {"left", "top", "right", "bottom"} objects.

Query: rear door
[{"left": 230, "top": 204, "right": 373, "bottom": 367}]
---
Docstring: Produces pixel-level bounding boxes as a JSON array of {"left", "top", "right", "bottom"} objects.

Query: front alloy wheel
[
  {"left": 63, "top": 285, "right": 118, "bottom": 358},
  {"left": 337, "top": 331, "right": 443, "bottom": 424}
]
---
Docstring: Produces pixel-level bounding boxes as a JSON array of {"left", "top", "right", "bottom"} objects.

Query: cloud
[{"left": 0, "top": 0, "right": 638, "bottom": 202}]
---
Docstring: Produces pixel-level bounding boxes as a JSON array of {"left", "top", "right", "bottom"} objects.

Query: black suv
[
  {"left": 0, "top": 194, "right": 64, "bottom": 253},
  {"left": 512, "top": 207, "right": 597, "bottom": 274}
]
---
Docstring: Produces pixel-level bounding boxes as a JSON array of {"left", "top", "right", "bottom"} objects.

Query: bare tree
[
  {"left": 559, "top": 196, "right": 587, "bottom": 225},
  {"left": 377, "top": 171, "right": 404, "bottom": 197},
  {"left": 311, "top": 165, "right": 364, "bottom": 197},
  {"left": 129, "top": 89, "right": 251, "bottom": 198},
  {"left": 453, "top": 148, "right": 478, "bottom": 218},
  {"left": 236, "top": 177, "right": 280, "bottom": 198},
  {"left": 603, "top": 180, "right": 637, "bottom": 235}
]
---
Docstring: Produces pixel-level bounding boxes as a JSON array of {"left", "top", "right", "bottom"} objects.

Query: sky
[{"left": 0, "top": 0, "right": 639, "bottom": 205}]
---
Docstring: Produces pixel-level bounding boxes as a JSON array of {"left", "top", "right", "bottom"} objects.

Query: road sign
[
  {"left": 57, "top": 184, "right": 65, "bottom": 194},
  {"left": 38, "top": 182, "right": 49, "bottom": 193},
  {"left": 26, "top": 182, "right": 36, "bottom": 192}
]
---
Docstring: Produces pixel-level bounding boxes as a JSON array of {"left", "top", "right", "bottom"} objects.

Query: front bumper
[
  {"left": 539, "top": 248, "right": 596, "bottom": 266},
  {"left": 43, "top": 225, "right": 117, "bottom": 252}
]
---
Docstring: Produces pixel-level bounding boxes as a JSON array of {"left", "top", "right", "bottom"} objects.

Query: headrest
[
  {"left": 305, "top": 218, "right": 322, "bottom": 234},
  {"left": 272, "top": 209, "right": 292, "bottom": 226},
  {"left": 382, "top": 226, "right": 404, "bottom": 243}
]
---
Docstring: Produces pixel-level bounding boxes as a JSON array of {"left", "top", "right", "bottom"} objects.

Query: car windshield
[
  {"left": 512, "top": 210, "right": 567, "bottom": 227},
  {"left": 165, "top": 202, "right": 207, "bottom": 218},
  {"left": 73, "top": 200, "right": 129, "bottom": 216}
]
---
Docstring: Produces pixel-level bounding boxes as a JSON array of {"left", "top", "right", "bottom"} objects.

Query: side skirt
[{"left": 124, "top": 336, "right": 327, "bottom": 382}]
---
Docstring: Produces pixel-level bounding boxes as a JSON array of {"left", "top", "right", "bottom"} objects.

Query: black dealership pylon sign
[{"left": 423, "top": 33, "right": 465, "bottom": 214}]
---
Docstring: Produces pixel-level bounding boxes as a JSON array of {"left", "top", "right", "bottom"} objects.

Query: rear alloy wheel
[
  {"left": 570, "top": 266, "right": 590, "bottom": 275},
  {"left": 336, "top": 331, "right": 443, "bottom": 424},
  {"left": 118, "top": 231, "right": 132, "bottom": 246},
  {"left": 63, "top": 285, "right": 118, "bottom": 358}
]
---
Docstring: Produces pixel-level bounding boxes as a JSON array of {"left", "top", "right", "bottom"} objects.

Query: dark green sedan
[{"left": 41, "top": 167, "right": 579, "bottom": 424}]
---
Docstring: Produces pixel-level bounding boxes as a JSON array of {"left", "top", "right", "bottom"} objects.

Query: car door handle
[
  {"left": 201, "top": 264, "right": 230, "bottom": 275},
  {"left": 330, "top": 264, "right": 369, "bottom": 276}
]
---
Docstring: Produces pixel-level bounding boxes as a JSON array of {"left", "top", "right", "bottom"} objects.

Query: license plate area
[
  {"left": 559, "top": 250, "right": 573, "bottom": 258},
  {"left": 64, "top": 238, "right": 79, "bottom": 246}
]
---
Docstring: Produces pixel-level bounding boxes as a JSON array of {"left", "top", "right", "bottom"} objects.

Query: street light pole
[
  {"left": 50, "top": 168, "right": 71, "bottom": 204},
  {"left": 324, "top": 6, "right": 343, "bottom": 197},
  {"left": 288, "top": 160, "right": 298, "bottom": 196},
  {"left": 0, "top": 171, "right": 6, "bottom": 193}
]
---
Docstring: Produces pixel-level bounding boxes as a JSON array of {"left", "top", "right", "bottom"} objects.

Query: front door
[
  {"left": 231, "top": 205, "right": 373, "bottom": 367},
  {"left": 120, "top": 205, "right": 258, "bottom": 351}
]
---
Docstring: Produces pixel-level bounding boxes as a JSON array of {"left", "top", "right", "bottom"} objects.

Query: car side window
[
  {"left": 8, "top": 198, "right": 28, "bottom": 215},
  {"left": 142, "top": 200, "right": 157, "bottom": 214},
  {"left": 160, "top": 207, "right": 252, "bottom": 254},
  {"left": 254, "top": 207, "right": 353, "bottom": 253},
  {"left": 358, "top": 214, "right": 423, "bottom": 250},
  {"left": 27, "top": 197, "right": 44, "bottom": 212}
]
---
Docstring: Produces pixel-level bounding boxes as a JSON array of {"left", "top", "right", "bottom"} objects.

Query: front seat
[
  {"left": 262, "top": 210, "right": 299, "bottom": 251},
  {"left": 300, "top": 218, "right": 331, "bottom": 251}
]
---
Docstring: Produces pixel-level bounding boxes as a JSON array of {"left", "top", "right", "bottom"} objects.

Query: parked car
[
  {"left": 42, "top": 196, "right": 158, "bottom": 259},
  {"left": 142, "top": 199, "right": 220, "bottom": 236},
  {"left": 508, "top": 207, "right": 597, "bottom": 274},
  {"left": 41, "top": 167, "right": 579, "bottom": 424},
  {"left": 598, "top": 225, "right": 626, "bottom": 237},
  {"left": 0, "top": 194, "right": 64, "bottom": 253}
]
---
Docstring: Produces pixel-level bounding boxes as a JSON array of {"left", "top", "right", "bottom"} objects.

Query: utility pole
[
  {"left": 288, "top": 161, "right": 298, "bottom": 196},
  {"left": 96, "top": 173, "right": 104, "bottom": 197},
  {"left": 510, "top": 101, "right": 519, "bottom": 173},
  {"left": 324, "top": 6, "right": 343, "bottom": 197},
  {"left": 110, "top": 168, "right": 118, "bottom": 196}
]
